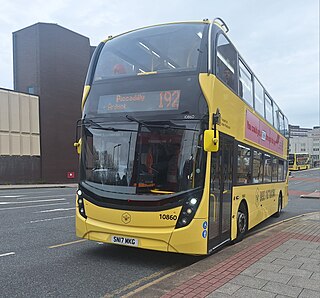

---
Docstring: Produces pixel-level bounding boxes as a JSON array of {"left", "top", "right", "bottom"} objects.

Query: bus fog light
[
  {"left": 80, "top": 208, "right": 84, "bottom": 213},
  {"left": 77, "top": 189, "right": 82, "bottom": 196}
]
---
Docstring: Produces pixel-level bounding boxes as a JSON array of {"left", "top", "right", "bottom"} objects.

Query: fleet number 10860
[{"left": 159, "top": 214, "right": 177, "bottom": 220}]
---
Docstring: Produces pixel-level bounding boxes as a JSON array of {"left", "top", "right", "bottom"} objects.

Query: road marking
[
  {"left": 17, "top": 194, "right": 75, "bottom": 200},
  {"left": 0, "top": 252, "right": 15, "bottom": 258},
  {"left": 0, "top": 202, "right": 70, "bottom": 211},
  {"left": 49, "top": 239, "right": 87, "bottom": 249},
  {"left": 34, "top": 207, "right": 75, "bottom": 213},
  {"left": 120, "top": 271, "right": 177, "bottom": 298},
  {"left": 0, "top": 198, "right": 66, "bottom": 205},
  {"left": 0, "top": 190, "right": 59, "bottom": 196},
  {"left": 104, "top": 268, "right": 177, "bottom": 298},
  {"left": 0, "top": 195, "right": 24, "bottom": 198},
  {"left": 27, "top": 215, "right": 75, "bottom": 224}
]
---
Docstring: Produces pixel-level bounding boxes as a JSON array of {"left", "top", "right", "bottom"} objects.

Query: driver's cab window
[{"left": 216, "top": 34, "right": 237, "bottom": 93}]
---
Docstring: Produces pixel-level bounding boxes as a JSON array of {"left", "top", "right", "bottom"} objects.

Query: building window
[{"left": 27, "top": 86, "right": 35, "bottom": 94}]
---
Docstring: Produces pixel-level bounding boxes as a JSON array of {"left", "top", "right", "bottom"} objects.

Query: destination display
[{"left": 98, "top": 90, "right": 181, "bottom": 113}]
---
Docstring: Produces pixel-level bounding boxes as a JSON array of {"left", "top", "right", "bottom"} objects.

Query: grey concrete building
[{"left": 12, "top": 23, "right": 93, "bottom": 183}]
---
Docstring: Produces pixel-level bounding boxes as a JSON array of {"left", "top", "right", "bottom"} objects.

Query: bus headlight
[
  {"left": 77, "top": 189, "right": 87, "bottom": 219},
  {"left": 175, "top": 195, "right": 201, "bottom": 229}
]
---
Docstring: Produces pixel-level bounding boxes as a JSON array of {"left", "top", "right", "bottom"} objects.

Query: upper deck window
[
  {"left": 273, "top": 103, "right": 280, "bottom": 131},
  {"left": 216, "top": 34, "right": 237, "bottom": 93},
  {"left": 254, "top": 77, "right": 265, "bottom": 117},
  {"left": 239, "top": 59, "right": 253, "bottom": 107},
  {"left": 93, "top": 23, "right": 206, "bottom": 81},
  {"left": 265, "top": 94, "right": 273, "bottom": 125}
]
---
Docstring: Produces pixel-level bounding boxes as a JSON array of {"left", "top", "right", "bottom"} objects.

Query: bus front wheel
[{"left": 234, "top": 203, "right": 248, "bottom": 243}]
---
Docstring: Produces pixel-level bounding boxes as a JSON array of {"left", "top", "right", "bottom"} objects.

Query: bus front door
[{"left": 208, "top": 135, "right": 233, "bottom": 253}]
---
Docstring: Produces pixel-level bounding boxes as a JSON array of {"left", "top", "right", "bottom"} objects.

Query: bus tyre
[
  {"left": 273, "top": 194, "right": 282, "bottom": 218},
  {"left": 234, "top": 203, "right": 248, "bottom": 243}
]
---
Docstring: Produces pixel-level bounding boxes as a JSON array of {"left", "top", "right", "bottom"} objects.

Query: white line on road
[
  {"left": 17, "top": 194, "right": 75, "bottom": 200},
  {"left": 0, "top": 198, "right": 66, "bottom": 205},
  {"left": 0, "top": 195, "right": 24, "bottom": 198},
  {"left": 0, "top": 190, "right": 60, "bottom": 196},
  {"left": 34, "top": 208, "right": 75, "bottom": 213},
  {"left": 292, "top": 181, "right": 304, "bottom": 185},
  {"left": 0, "top": 252, "right": 15, "bottom": 258},
  {"left": 27, "top": 215, "right": 75, "bottom": 224},
  {"left": 0, "top": 202, "right": 70, "bottom": 211}
]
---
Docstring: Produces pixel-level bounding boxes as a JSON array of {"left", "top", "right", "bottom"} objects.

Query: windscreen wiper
[
  {"left": 83, "top": 119, "right": 137, "bottom": 132},
  {"left": 126, "top": 115, "right": 148, "bottom": 126},
  {"left": 126, "top": 115, "right": 197, "bottom": 131}
]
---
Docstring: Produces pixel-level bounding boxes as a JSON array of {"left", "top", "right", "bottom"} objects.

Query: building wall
[
  {"left": 308, "top": 127, "right": 320, "bottom": 164},
  {"left": 0, "top": 88, "right": 40, "bottom": 184},
  {"left": 289, "top": 125, "right": 320, "bottom": 167},
  {"left": 13, "top": 23, "right": 91, "bottom": 183}
]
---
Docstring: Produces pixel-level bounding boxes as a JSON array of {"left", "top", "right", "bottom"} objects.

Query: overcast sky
[{"left": 0, "top": 0, "right": 319, "bottom": 128}]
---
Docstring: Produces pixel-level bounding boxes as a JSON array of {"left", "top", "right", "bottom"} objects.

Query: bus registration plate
[{"left": 111, "top": 235, "right": 138, "bottom": 247}]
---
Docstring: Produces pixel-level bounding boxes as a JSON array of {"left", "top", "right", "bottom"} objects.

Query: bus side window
[
  {"left": 236, "top": 144, "right": 252, "bottom": 184},
  {"left": 264, "top": 154, "right": 272, "bottom": 183},
  {"left": 239, "top": 59, "right": 253, "bottom": 107},
  {"left": 254, "top": 77, "right": 265, "bottom": 118},
  {"left": 279, "top": 111, "right": 285, "bottom": 135},
  {"left": 252, "top": 150, "right": 263, "bottom": 183},
  {"left": 216, "top": 34, "right": 237, "bottom": 93},
  {"left": 273, "top": 103, "right": 280, "bottom": 131},
  {"left": 265, "top": 94, "right": 273, "bottom": 125},
  {"left": 278, "top": 159, "right": 284, "bottom": 181},
  {"left": 272, "top": 157, "right": 278, "bottom": 182}
]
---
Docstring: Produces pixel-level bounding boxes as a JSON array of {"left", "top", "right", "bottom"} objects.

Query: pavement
[{"left": 127, "top": 212, "right": 320, "bottom": 298}]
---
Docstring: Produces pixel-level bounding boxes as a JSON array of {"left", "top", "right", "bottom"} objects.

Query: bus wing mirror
[
  {"left": 204, "top": 130, "right": 219, "bottom": 152},
  {"left": 73, "top": 138, "right": 82, "bottom": 155}
]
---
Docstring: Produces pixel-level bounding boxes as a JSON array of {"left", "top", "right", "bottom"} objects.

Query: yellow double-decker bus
[
  {"left": 75, "top": 18, "right": 289, "bottom": 255},
  {"left": 289, "top": 153, "right": 310, "bottom": 171}
]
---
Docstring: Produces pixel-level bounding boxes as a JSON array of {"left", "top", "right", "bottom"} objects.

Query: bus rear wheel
[
  {"left": 273, "top": 194, "right": 282, "bottom": 218},
  {"left": 234, "top": 203, "right": 248, "bottom": 243}
]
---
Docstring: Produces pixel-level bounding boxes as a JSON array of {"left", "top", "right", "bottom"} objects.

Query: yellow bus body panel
[
  {"left": 199, "top": 73, "right": 288, "bottom": 241},
  {"left": 168, "top": 218, "right": 208, "bottom": 254},
  {"left": 230, "top": 183, "right": 288, "bottom": 240},
  {"left": 199, "top": 74, "right": 288, "bottom": 158},
  {"left": 76, "top": 199, "right": 207, "bottom": 254}
]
